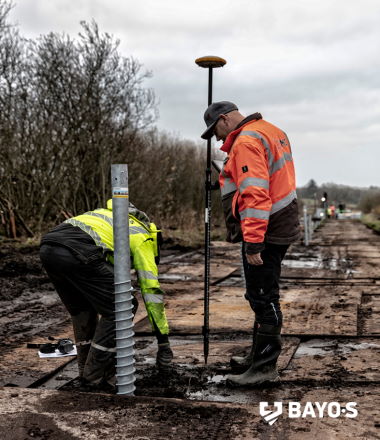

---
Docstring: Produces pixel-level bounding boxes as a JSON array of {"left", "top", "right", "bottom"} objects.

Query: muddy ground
[
  {"left": 0, "top": 240, "right": 70, "bottom": 354},
  {"left": 0, "top": 219, "right": 380, "bottom": 439},
  {"left": 0, "top": 240, "right": 190, "bottom": 355}
]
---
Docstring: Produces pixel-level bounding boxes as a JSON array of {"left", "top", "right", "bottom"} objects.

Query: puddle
[
  {"left": 186, "top": 389, "right": 238, "bottom": 403},
  {"left": 342, "top": 342, "right": 380, "bottom": 352},
  {"left": 186, "top": 382, "right": 288, "bottom": 404},
  {"left": 135, "top": 356, "right": 156, "bottom": 366},
  {"left": 159, "top": 273, "right": 194, "bottom": 282},
  {"left": 207, "top": 374, "right": 226, "bottom": 384},
  {"left": 326, "top": 258, "right": 338, "bottom": 270},
  {"left": 294, "top": 340, "right": 338, "bottom": 357},
  {"left": 294, "top": 339, "right": 380, "bottom": 358},
  {"left": 282, "top": 258, "right": 322, "bottom": 269}
]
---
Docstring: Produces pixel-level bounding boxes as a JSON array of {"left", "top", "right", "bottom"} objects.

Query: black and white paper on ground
[{"left": 38, "top": 346, "right": 77, "bottom": 358}]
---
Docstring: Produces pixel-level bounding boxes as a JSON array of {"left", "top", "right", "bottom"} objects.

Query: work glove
[{"left": 156, "top": 342, "right": 173, "bottom": 370}]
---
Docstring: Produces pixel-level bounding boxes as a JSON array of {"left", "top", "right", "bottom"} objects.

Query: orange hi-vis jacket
[{"left": 219, "top": 114, "right": 300, "bottom": 253}]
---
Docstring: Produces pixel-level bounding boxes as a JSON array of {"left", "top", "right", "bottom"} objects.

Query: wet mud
[{"left": 1, "top": 219, "right": 380, "bottom": 439}]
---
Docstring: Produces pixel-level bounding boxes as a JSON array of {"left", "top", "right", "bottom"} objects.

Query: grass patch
[
  {"left": 361, "top": 213, "right": 380, "bottom": 234},
  {"left": 161, "top": 223, "right": 227, "bottom": 250}
]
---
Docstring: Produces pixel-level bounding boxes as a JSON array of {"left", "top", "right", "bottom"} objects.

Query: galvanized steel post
[
  {"left": 111, "top": 164, "right": 136, "bottom": 395},
  {"left": 303, "top": 206, "right": 309, "bottom": 246},
  {"left": 308, "top": 213, "right": 313, "bottom": 242}
]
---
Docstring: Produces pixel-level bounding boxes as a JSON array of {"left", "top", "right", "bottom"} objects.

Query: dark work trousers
[
  {"left": 243, "top": 243, "right": 289, "bottom": 327},
  {"left": 40, "top": 244, "right": 116, "bottom": 384}
]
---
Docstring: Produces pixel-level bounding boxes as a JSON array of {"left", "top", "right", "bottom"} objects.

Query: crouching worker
[{"left": 40, "top": 200, "right": 173, "bottom": 391}]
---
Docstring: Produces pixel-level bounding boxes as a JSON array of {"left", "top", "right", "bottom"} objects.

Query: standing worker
[
  {"left": 201, "top": 101, "right": 300, "bottom": 386},
  {"left": 329, "top": 204, "right": 336, "bottom": 219},
  {"left": 40, "top": 200, "right": 173, "bottom": 391}
]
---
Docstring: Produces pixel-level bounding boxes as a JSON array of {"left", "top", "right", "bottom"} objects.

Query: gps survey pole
[{"left": 195, "top": 56, "right": 226, "bottom": 364}]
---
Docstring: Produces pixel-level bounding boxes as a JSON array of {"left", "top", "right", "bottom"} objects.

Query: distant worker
[
  {"left": 201, "top": 101, "right": 300, "bottom": 386},
  {"left": 40, "top": 200, "right": 173, "bottom": 391},
  {"left": 329, "top": 204, "right": 336, "bottom": 219}
]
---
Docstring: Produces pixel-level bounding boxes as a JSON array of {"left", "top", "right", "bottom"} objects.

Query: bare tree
[
  {"left": 0, "top": 7, "right": 157, "bottom": 235},
  {"left": 0, "top": 1, "right": 219, "bottom": 238}
]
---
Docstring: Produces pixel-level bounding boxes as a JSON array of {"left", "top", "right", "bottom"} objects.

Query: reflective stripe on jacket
[
  {"left": 64, "top": 202, "right": 169, "bottom": 335},
  {"left": 219, "top": 115, "right": 300, "bottom": 247}
]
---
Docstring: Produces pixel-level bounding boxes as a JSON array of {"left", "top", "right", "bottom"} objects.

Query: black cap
[{"left": 201, "top": 101, "right": 238, "bottom": 140}]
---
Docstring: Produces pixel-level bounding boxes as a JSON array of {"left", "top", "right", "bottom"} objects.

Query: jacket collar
[{"left": 220, "top": 112, "right": 262, "bottom": 153}]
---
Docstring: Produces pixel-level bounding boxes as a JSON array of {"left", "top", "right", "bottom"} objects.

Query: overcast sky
[{"left": 9, "top": 0, "right": 380, "bottom": 187}]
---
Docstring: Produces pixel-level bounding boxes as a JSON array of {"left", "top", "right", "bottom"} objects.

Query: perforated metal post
[{"left": 112, "top": 164, "right": 135, "bottom": 395}]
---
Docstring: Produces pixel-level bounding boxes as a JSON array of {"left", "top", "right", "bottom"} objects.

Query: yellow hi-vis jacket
[{"left": 64, "top": 200, "right": 169, "bottom": 335}]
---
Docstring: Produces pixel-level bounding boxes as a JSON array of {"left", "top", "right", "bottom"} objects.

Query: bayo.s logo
[{"left": 260, "top": 402, "right": 283, "bottom": 425}]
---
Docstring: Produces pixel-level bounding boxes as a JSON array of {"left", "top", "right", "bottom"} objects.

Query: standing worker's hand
[{"left": 246, "top": 252, "right": 263, "bottom": 266}]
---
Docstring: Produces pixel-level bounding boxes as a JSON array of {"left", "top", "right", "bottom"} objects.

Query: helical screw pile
[{"left": 114, "top": 281, "right": 135, "bottom": 395}]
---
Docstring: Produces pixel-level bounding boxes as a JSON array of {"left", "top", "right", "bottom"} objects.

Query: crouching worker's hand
[{"left": 156, "top": 343, "right": 173, "bottom": 370}]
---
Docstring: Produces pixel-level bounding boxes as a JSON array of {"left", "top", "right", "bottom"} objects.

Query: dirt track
[{"left": 0, "top": 219, "right": 379, "bottom": 439}]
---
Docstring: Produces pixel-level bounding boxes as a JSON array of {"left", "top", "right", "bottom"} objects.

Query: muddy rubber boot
[
  {"left": 132, "top": 295, "right": 139, "bottom": 317},
  {"left": 83, "top": 316, "right": 116, "bottom": 385},
  {"left": 156, "top": 342, "right": 174, "bottom": 370},
  {"left": 227, "top": 324, "right": 281, "bottom": 386},
  {"left": 71, "top": 311, "right": 97, "bottom": 377},
  {"left": 79, "top": 377, "right": 116, "bottom": 394},
  {"left": 230, "top": 321, "right": 258, "bottom": 372}
]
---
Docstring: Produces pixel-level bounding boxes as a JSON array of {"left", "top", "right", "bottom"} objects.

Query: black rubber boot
[
  {"left": 156, "top": 342, "right": 174, "bottom": 370},
  {"left": 230, "top": 321, "right": 258, "bottom": 372},
  {"left": 132, "top": 295, "right": 139, "bottom": 317},
  {"left": 71, "top": 311, "right": 97, "bottom": 377},
  {"left": 227, "top": 324, "right": 282, "bottom": 386}
]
